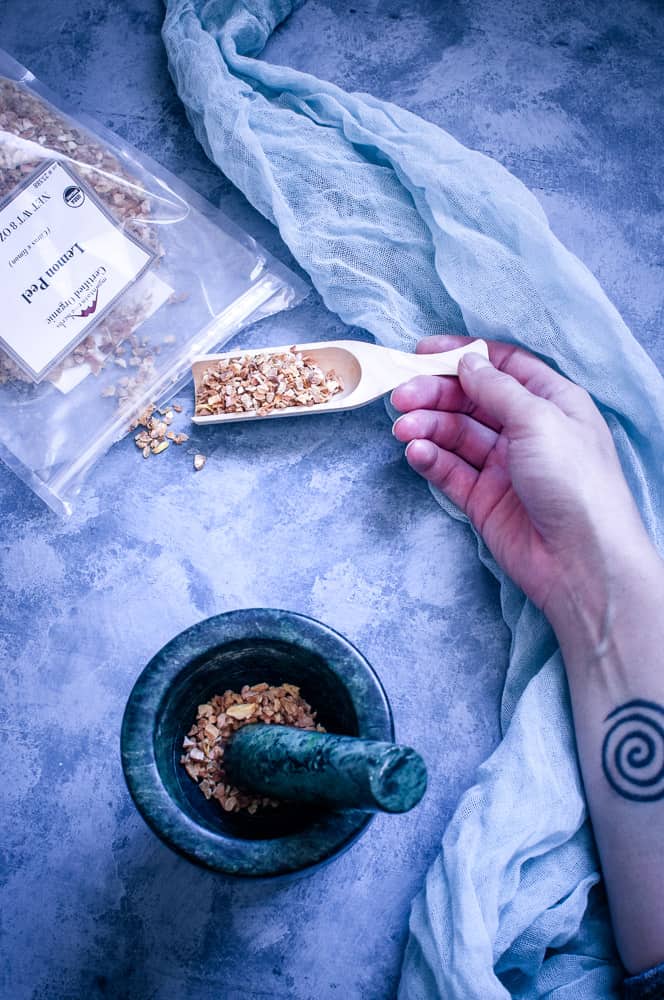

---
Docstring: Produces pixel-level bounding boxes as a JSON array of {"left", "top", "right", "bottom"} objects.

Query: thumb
[{"left": 459, "top": 352, "right": 541, "bottom": 431}]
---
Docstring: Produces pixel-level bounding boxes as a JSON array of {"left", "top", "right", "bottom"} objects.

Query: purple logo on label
[{"left": 72, "top": 284, "right": 101, "bottom": 319}]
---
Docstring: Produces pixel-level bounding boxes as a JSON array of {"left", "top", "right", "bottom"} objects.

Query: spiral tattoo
[{"left": 601, "top": 700, "right": 664, "bottom": 802}]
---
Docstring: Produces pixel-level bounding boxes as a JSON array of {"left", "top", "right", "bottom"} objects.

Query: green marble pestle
[{"left": 225, "top": 724, "right": 427, "bottom": 813}]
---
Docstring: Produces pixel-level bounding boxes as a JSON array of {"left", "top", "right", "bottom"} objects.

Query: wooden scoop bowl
[{"left": 191, "top": 338, "right": 489, "bottom": 425}]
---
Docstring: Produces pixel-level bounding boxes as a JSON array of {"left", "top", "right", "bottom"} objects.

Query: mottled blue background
[{"left": 0, "top": 2, "right": 662, "bottom": 998}]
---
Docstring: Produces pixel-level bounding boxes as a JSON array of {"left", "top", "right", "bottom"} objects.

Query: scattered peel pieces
[
  {"left": 180, "top": 683, "right": 326, "bottom": 814},
  {"left": 195, "top": 345, "right": 344, "bottom": 417},
  {"left": 130, "top": 403, "right": 190, "bottom": 460},
  {"left": 193, "top": 453, "right": 206, "bottom": 471}
]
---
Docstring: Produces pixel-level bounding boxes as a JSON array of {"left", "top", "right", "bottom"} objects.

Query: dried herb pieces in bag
[{"left": 0, "top": 50, "right": 307, "bottom": 513}]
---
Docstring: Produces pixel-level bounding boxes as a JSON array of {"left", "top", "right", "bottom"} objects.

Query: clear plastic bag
[{"left": 0, "top": 49, "right": 308, "bottom": 514}]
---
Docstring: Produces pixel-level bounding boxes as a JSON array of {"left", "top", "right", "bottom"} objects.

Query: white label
[{"left": 0, "top": 161, "right": 154, "bottom": 381}]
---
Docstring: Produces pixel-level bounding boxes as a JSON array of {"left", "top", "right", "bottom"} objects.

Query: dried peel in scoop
[{"left": 195, "top": 346, "right": 344, "bottom": 417}]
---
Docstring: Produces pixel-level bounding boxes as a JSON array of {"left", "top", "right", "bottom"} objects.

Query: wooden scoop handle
[{"left": 384, "top": 339, "right": 489, "bottom": 380}]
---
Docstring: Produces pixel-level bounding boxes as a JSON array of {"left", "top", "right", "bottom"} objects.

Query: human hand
[
  {"left": 393, "top": 338, "right": 664, "bottom": 979},
  {"left": 391, "top": 337, "right": 655, "bottom": 622}
]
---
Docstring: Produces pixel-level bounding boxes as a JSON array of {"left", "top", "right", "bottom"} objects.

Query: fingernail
[
  {"left": 392, "top": 414, "right": 406, "bottom": 436},
  {"left": 404, "top": 439, "right": 425, "bottom": 463},
  {"left": 461, "top": 352, "right": 491, "bottom": 372}
]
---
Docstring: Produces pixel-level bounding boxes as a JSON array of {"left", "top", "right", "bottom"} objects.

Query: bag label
[{"left": 0, "top": 160, "right": 155, "bottom": 381}]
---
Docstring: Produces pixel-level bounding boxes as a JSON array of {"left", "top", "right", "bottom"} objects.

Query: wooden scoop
[{"left": 191, "top": 338, "right": 489, "bottom": 425}]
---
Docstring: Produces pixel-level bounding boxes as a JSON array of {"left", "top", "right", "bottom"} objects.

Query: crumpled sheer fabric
[{"left": 162, "top": 2, "right": 664, "bottom": 996}]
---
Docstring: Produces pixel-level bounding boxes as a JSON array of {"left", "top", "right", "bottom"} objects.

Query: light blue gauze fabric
[{"left": 162, "top": 2, "right": 664, "bottom": 997}]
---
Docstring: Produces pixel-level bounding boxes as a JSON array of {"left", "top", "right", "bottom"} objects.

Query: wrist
[{"left": 543, "top": 536, "right": 664, "bottom": 681}]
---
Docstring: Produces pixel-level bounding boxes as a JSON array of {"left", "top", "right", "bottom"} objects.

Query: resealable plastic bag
[{"left": 0, "top": 49, "right": 307, "bottom": 514}]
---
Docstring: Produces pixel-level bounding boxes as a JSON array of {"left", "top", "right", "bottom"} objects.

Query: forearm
[
  {"left": 393, "top": 338, "right": 664, "bottom": 970},
  {"left": 546, "top": 541, "right": 664, "bottom": 975}
]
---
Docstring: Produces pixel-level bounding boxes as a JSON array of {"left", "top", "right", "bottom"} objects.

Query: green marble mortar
[{"left": 121, "top": 608, "right": 421, "bottom": 878}]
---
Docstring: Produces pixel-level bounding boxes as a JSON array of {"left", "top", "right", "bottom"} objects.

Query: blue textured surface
[{"left": 0, "top": 2, "right": 662, "bottom": 998}]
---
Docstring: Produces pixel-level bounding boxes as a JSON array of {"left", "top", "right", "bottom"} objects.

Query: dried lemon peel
[
  {"left": 0, "top": 78, "right": 163, "bottom": 392},
  {"left": 180, "top": 683, "right": 325, "bottom": 814},
  {"left": 195, "top": 345, "right": 344, "bottom": 417},
  {"left": 130, "top": 403, "right": 189, "bottom": 458}
]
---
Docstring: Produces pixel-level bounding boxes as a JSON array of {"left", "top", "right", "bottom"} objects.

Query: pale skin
[{"left": 391, "top": 336, "right": 664, "bottom": 976}]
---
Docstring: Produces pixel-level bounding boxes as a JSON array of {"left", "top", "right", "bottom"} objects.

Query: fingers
[
  {"left": 404, "top": 437, "right": 516, "bottom": 530},
  {"left": 458, "top": 352, "right": 544, "bottom": 434},
  {"left": 404, "top": 439, "right": 478, "bottom": 513},
  {"left": 391, "top": 374, "right": 503, "bottom": 432},
  {"left": 416, "top": 335, "right": 548, "bottom": 385},
  {"left": 416, "top": 335, "right": 588, "bottom": 415},
  {"left": 415, "top": 335, "right": 474, "bottom": 355},
  {"left": 393, "top": 408, "right": 498, "bottom": 469}
]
